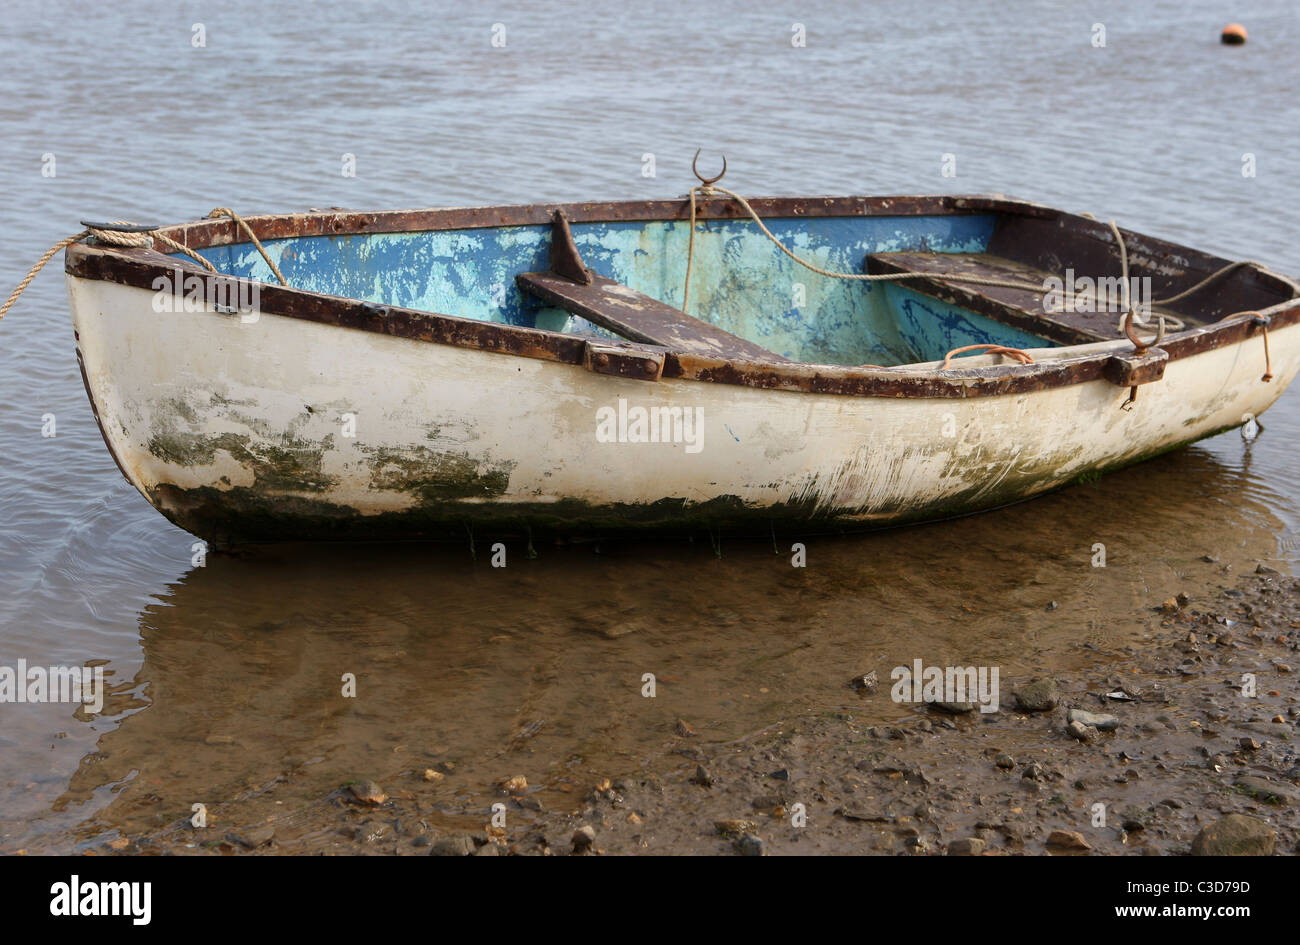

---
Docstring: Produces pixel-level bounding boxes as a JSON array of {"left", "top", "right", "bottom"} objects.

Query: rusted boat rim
[{"left": 64, "top": 195, "right": 1300, "bottom": 400}]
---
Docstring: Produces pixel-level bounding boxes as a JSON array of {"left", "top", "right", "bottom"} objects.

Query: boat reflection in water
[{"left": 50, "top": 445, "right": 1286, "bottom": 851}]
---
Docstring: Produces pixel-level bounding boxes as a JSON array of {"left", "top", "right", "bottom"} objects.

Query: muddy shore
[{"left": 74, "top": 557, "right": 1297, "bottom": 857}]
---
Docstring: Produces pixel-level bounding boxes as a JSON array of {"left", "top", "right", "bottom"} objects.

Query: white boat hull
[{"left": 67, "top": 275, "right": 1299, "bottom": 544}]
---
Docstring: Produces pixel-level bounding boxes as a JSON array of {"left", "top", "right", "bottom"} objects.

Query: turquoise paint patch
[
  {"left": 178, "top": 214, "right": 1028, "bottom": 366},
  {"left": 886, "top": 285, "right": 1057, "bottom": 362}
]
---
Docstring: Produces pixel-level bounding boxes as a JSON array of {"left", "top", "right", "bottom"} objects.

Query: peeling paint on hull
[{"left": 67, "top": 272, "right": 1300, "bottom": 545}]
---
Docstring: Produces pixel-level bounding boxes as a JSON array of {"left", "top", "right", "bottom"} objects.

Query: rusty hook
[
  {"left": 1121, "top": 309, "right": 1149, "bottom": 355},
  {"left": 692, "top": 149, "right": 727, "bottom": 186}
]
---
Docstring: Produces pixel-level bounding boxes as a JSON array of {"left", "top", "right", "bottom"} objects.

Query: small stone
[
  {"left": 627, "top": 812, "right": 642, "bottom": 825},
  {"left": 1022, "top": 762, "right": 1046, "bottom": 781},
  {"left": 734, "top": 834, "right": 765, "bottom": 856},
  {"left": 994, "top": 753, "right": 1015, "bottom": 770},
  {"left": 715, "top": 819, "right": 758, "bottom": 836},
  {"left": 499, "top": 774, "right": 528, "bottom": 794},
  {"left": 692, "top": 764, "right": 714, "bottom": 787},
  {"left": 768, "top": 768, "right": 790, "bottom": 781},
  {"left": 1191, "top": 814, "right": 1274, "bottom": 856},
  {"left": 932, "top": 701, "right": 975, "bottom": 714},
  {"left": 474, "top": 842, "right": 501, "bottom": 856},
  {"left": 1256, "top": 563, "right": 1281, "bottom": 576},
  {"left": 1160, "top": 597, "right": 1181, "bottom": 614},
  {"left": 204, "top": 734, "right": 235, "bottom": 746},
  {"left": 1066, "top": 720, "right": 1099, "bottom": 742},
  {"left": 1046, "top": 601, "right": 1058, "bottom": 611},
  {"left": 106, "top": 837, "right": 130, "bottom": 851},
  {"left": 1067, "top": 708, "right": 1120, "bottom": 731},
  {"left": 848, "top": 671, "right": 878, "bottom": 693},
  {"left": 243, "top": 824, "right": 275, "bottom": 847},
  {"left": 422, "top": 768, "right": 444, "bottom": 783},
  {"left": 572, "top": 825, "right": 596, "bottom": 853},
  {"left": 1014, "top": 679, "right": 1058, "bottom": 713},
  {"left": 1239, "top": 737, "right": 1261, "bottom": 751},
  {"left": 1046, "top": 830, "right": 1092, "bottom": 851},
  {"left": 347, "top": 780, "right": 386, "bottom": 805},
  {"left": 674, "top": 719, "right": 697, "bottom": 737},
  {"left": 428, "top": 834, "right": 476, "bottom": 856},
  {"left": 1235, "top": 776, "right": 1292, "bottom": 805},
  {"left": 947, "top": 837, "right": 985, "bottom": 856}
]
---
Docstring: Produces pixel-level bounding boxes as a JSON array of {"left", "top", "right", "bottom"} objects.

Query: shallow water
[{"left": 1, "top": 0, "right": 1298, "bottom": 851}]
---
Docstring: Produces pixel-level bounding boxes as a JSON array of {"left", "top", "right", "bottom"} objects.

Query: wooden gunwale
[{"left": 63, "top": 195, "right": 1300, "bottom": 400}]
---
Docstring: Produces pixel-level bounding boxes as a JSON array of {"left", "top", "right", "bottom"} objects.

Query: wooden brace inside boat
[{"left": 517, "top": 209, "right": 789, "bottom": 363}]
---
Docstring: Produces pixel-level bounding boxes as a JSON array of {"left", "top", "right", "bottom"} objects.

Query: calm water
[{"left": 1, "top": 0, "right": 1298, "bottom": 851}]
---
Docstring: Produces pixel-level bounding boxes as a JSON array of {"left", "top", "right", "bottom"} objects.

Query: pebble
[
  {"left": 1021, "top": 762, "right": 1046, "bottom": 781},
  {"left": 428, "top": 834, "right": 476, "bottom": 856},
  {"left": 1014, "top": 679, "right": 1058, "bottom": 712},
  {"left": 848, "top": 671, "right": 878, "bottom": 693},
  {"left": 1235, "top": 776, "right": 1292, "bottom": 805},
  {"left": 1067, "top": 708, "right": 1120, "bottom": 731},
  {"left": 1046, "top": 829, "right": 1092, "bottom": 851},
  {"left": 932, "top": 701, "right": 974, "bottom": 714},
  {"left": 1191, "top": 814, "right": 1275, "bottom": 856},
  {"left": 947, "top": 837, "right": 985, "bottom": 856},
  {"left": 734, "top": 834, "right": 765, "bottom": 856},
  {"left": 499, "top": 774, "right": 528, "bottom": 794},
  {"left": 1066, "top": 720, "right": 1099, "bottom": 742},
  {"left": 674, "top": 719, "right": 697, "bottom": 737},
  {"left": 347, "top": 780, "right": 387, "bottom": 806},
  {"left": 422, "top": 769, "right": 444, "bottom": 783},
  {"left": 572, "top": 825, "right": 596, "bottom": 853},
  {"left": 994, "top": 753, "right": 1015, "bottom": 770},
  {"left": 715, "top": 819, "right": 758, "bottom": 836},
  {"left": 692, "top": 764, "right": 714, "bottom": 787}
]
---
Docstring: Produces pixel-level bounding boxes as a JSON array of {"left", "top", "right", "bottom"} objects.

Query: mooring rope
[{"left": 0, "top": 208, "right": 287, "bottom": 323}]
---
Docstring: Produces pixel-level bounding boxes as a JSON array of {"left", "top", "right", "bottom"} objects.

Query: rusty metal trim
[
  {"left": 548, "top": 208, "right": 592, "bottom": 285},
  {"left": 1103, "top": 347, "right": 1168, "bottom": 386},
  {"left": 584, "top": 342, "right": 665, "bottom": 381}
]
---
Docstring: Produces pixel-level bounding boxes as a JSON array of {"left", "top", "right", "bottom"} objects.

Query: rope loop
[{"left": 0, "top": 207, "right": 286, "bottom": 322}]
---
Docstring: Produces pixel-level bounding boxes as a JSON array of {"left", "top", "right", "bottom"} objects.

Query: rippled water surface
[{"left": 1, "top": 0, "right": 1298, "bottom": 850}]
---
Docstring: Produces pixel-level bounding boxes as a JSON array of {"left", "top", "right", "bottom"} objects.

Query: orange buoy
[{"left": 1221, "top": 23, "right": 1247, "bottom": 45}]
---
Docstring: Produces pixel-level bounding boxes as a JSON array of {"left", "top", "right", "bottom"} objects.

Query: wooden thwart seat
[
  {"left": 866, "top": 250, "right": 1126, "bottom": 346},
  {"left": 516, "top": 208, "right": 788, "bottom": 362},
  {"left": 517, "top": 271, "right": 788, "bottom": 361}
]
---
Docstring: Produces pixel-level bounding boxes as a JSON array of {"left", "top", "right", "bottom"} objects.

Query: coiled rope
[{"left": 0, "top": 208, "right": 287, "bottom": 322}]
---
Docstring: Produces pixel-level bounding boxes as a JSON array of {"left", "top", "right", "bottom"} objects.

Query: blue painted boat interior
[{"left": 182, "top": 214, "right": 1060, "bottom": 367}]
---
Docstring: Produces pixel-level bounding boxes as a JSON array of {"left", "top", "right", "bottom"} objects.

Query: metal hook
[{"left": 692, "top": 149, "right": 727, "bottom": 186}]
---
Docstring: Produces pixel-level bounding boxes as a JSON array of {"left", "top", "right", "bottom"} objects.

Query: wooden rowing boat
[{"left": 63, "top": 194, "right": 1299, "bottom": 545}]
